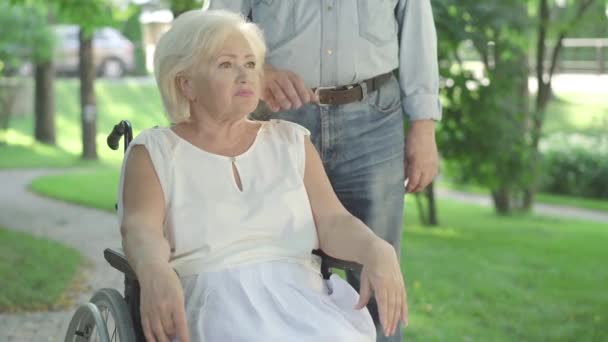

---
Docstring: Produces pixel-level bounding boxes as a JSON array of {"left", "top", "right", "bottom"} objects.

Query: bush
[{"left": 540, "top": 134, "right": 608, "bottom": 199}]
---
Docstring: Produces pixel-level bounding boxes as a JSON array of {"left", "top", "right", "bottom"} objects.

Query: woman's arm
[
  {"left": 302, "top": 137, "right": 383, "bottom": 263},
  {"left": 302, "top": 137, "right": 407, "bottom": 337},
  {"left": 121, "top": 145, "right": 189, "bottom": 342},
  {"left": 121, "top": 145, "right": 169, "bottom": 275}
]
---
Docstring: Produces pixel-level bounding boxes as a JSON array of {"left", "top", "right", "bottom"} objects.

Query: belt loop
[{"left": 360, "top": 81, "right": 369, "bottom": 102}]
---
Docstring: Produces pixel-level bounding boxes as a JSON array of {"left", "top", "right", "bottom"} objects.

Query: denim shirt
[{"left": 206, "top": 0, "right": 441, "bottom": 121}]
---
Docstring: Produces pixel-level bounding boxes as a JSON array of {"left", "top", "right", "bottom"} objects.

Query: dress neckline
[{"left": 167, "top": 121, "right": 266, "bottom": 161}]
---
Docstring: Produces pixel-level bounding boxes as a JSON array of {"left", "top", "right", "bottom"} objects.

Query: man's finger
[
  {"left": 276, "top": 76, "right": 302, "bottom": 108},
  {"left": 269, "top": 81, "right": 292, "bottom": 110},
  {"left": 406, "top": 166, "right": 422, "bottom": 193},
  {"left": 288, "top": 73, "right": 311, "bottom": 104},
  {"left": 262, "top": 88, "right": 280, "bottom": 112}
]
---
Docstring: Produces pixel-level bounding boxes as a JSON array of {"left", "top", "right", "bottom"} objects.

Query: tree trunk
[
  {"left": 425, "top": 182, "right": 438, "bottom": 226},
  {"left": 34, "top": 61, "right": 56, "bottom": 144},
  {"left": 79, "top": 27, "right": 97, "bottom": 160},
  {"left": 414, "top": 193, "right": 428, "bottom": 226},
  {"left": 492, "top": 186, "right": 512, "bottom": 215}
]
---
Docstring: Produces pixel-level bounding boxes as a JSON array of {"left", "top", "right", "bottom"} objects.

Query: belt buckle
[{"left": 314, "top": 86, "right": 337, "bottom": 107}]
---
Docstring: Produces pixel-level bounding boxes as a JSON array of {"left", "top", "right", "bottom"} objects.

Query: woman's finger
[
  {"left": 402, "top": 285, "right": 409, "bottom": 326},
  {"left": 173, "top": 306, "right": 190, "bottom": 342},
  {"left": 355, "top": 272, "right": 372, "bottom": 310},
  {"left": 151, "top": 315, "right": 170, "bottom": 342},
  {"left": 159, "top": 306, "right": 176, "bottom": 338},
  {"left": 386, "top": 284, "right": 398, "bottom": 336},
  {"left": 142, "top": 316, "right": 157, "bottom": 342},
  {"left": 375, "top": 286, "right": 389, "bottom": 336}
]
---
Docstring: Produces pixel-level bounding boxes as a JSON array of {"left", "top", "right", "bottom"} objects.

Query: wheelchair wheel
[{"left": 65, "top": 288, "right": 136, "bottom": 342}]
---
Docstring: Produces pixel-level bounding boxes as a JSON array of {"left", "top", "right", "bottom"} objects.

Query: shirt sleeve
[
  {"left": 205, "top": 0, "right": 253, "bottom": 17},
  {"left": 396, "top": 0, "right": 442, "bottom": 121}
]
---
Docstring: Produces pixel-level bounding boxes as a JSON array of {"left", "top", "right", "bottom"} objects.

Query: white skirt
[{"left": 180, "top": 260, "right": 376, "bottom": 342}]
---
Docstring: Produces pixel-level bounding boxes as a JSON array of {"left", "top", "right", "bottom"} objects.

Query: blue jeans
[{"left": 253, "top": 76, "right": 406, "bottom": 341}]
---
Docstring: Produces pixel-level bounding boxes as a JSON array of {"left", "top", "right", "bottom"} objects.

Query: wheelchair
[{"left": 63, "top": 120, "right": 363, "bottom": 342}]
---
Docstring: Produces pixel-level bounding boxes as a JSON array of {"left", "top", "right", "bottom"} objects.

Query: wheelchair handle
[{"left": 107, "top": 120, "right": 133, "bottom": 153}]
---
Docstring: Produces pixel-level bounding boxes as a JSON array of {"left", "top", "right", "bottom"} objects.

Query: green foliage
[
  {"left": 121, "top": 5, "right": 148, "bottom": 75},
  {"left": 434, "top": 1, "right": 533, "bottom": 200},
  {"left": 170, "top": 0, "right": 204, "bottom": 17},
  {"left": 540, "top": 136, "right": 608, "bottom": 199},
  {"left": 0, "top": 2, "right": 54, "bottom": 74}
]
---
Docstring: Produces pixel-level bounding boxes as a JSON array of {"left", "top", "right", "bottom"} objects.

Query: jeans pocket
[
  {"left": 366, "top": 76, "right": 402, "bottom": 115},
  {"left": 357, "top": 0, "right": 397, "bottom": 46},
  {"left": 253, "top": 0, "right": 297, "bottom": 50}
]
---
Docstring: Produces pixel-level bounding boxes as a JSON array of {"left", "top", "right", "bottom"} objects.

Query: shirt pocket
[
  {"left": 253, "top": 0, "right": 297, "bottom": 50},
  {"left": 357, "top": 0, "right": 398, "bottom": 46}
]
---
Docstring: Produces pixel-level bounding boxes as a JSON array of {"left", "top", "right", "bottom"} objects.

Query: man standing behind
[{"left": 206, "top": 1, "right": 441, "bottom": 340}]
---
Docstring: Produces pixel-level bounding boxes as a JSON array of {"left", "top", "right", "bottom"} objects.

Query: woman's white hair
[{"left": 154, "top": 9, "right": 266, "bottom": 123}]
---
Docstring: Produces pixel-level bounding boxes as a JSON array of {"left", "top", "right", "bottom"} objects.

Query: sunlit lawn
[
  {"left": 543, "top": 91, "right": 608, "bottom": 137},
  {"left": 0, "top": 227, "right": 83, "bottom": 312},
  {"left": 2, "top": 78, "right": 168, "bottom": 167},
  {"left": 401, "top": 196, "right": 607, "bottom": 341}
]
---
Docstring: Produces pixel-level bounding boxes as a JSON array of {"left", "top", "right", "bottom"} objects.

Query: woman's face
[{"left": 187, "top": 32, "right": 261, "bottom": 121}]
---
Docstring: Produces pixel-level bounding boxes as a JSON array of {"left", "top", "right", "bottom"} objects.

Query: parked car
[{"left": 53, "top": 25, "right": 135, "bottom": 78}]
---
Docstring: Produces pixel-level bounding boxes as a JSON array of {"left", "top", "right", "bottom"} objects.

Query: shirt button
[
  {"left": 327, "top": 5, "right": 333, "bottom": 10},
  {"left": 327, "top": 49, "right": 333, "bottom": 55}
]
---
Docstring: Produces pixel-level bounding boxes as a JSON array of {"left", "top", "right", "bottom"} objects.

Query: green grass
[
  {"left": 0, "top": 227, "right": 83, "bottom": 312},
  {"left": 543, "top": 91, "right": 608, "bottom": 137},
  {"left": 1, "top": 78, "right": 167, "bottom": 168},
  {"left": 401, "top": 196, "right": 608, "bottom": 341},
  {"left": 439, "top": 180, "right": 608, "bottom": 213},
  {"left": 24, "top": 169, "right": 608, "bottom": 341},
  {"left": 30, "top": 167, "right": 120, "bottom": 212}
]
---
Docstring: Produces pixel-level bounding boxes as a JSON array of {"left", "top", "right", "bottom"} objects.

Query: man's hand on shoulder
[{"left": 262, "top": 64, "right": 317, "bottom": 112}]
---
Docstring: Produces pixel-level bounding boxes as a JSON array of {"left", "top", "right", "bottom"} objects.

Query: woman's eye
[
  {"left": 219, "top": 61, "right": 231, "bottom": 68},
  {"left": 245, "top": 61, "right": 256, "bottom": 68}
]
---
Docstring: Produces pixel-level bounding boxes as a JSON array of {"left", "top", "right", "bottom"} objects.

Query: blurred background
[{"left": 0, "top": 0, "right": 607, "bottom": 341}]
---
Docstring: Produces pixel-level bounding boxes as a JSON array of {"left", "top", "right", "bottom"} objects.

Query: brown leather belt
[{"left": 313, "top": 71, "right": 393, "bottom": 106}]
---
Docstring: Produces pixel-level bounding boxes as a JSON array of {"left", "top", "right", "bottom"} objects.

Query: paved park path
[
  {"left": 0, "top": 168, "right": 606, "bottom": 341},
  {"left": 0, "top": 169, "right": 123, "bottom": 342}
]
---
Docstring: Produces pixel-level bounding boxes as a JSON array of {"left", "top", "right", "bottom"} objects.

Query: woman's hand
[
  {"left": 355, "top": 239, "right": 408, "bottom": 337},
  {"left": 139, "top": 262, "right": 189, "bottom": 342}
]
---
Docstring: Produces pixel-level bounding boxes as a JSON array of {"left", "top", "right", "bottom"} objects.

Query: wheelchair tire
[{"left": 89, "top": 288, "right": 137, "bottom": 342}]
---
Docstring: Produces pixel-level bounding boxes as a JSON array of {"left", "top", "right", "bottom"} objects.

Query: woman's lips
[{"left": 235, "top": 90, "right": 254, "bottom": 97}]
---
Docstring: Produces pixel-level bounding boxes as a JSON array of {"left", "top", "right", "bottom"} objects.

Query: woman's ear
[{"left": 176, "top": 75, "right": 196, "bottom": 101}]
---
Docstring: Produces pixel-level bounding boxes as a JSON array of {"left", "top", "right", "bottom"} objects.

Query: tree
[
  {"left": 434, "top": 0, "right": 532, "bottom": 214},
  {"left": 524, "top": 0, "right": 602, "bottom": 208},
  {"left": 169, "top": 0, "right": 203, "bottom": 17},
  {"left": 0, "top": 2, "right": 54, "bottom": 145}
]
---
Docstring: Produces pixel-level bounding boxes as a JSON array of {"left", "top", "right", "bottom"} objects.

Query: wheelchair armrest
[
  {"left": 104, "top": 248, "right": 137, "bottom": 280},
  {"left": 312, "top": 249, "right": 362, "bottom": 278}
]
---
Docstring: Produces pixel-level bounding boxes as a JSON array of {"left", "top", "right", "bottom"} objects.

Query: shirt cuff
[{"left": 402, "top": 93, "right": 442, "bottom": 122}]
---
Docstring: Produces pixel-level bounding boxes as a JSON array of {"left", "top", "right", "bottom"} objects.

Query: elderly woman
[{"left": 119, "top": 9, "right": 407, "bottom": 342}]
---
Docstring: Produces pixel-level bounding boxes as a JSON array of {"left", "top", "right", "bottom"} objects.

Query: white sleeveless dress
[{"left": 117, "top": 120, "right": 376, "bottom": 342}]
